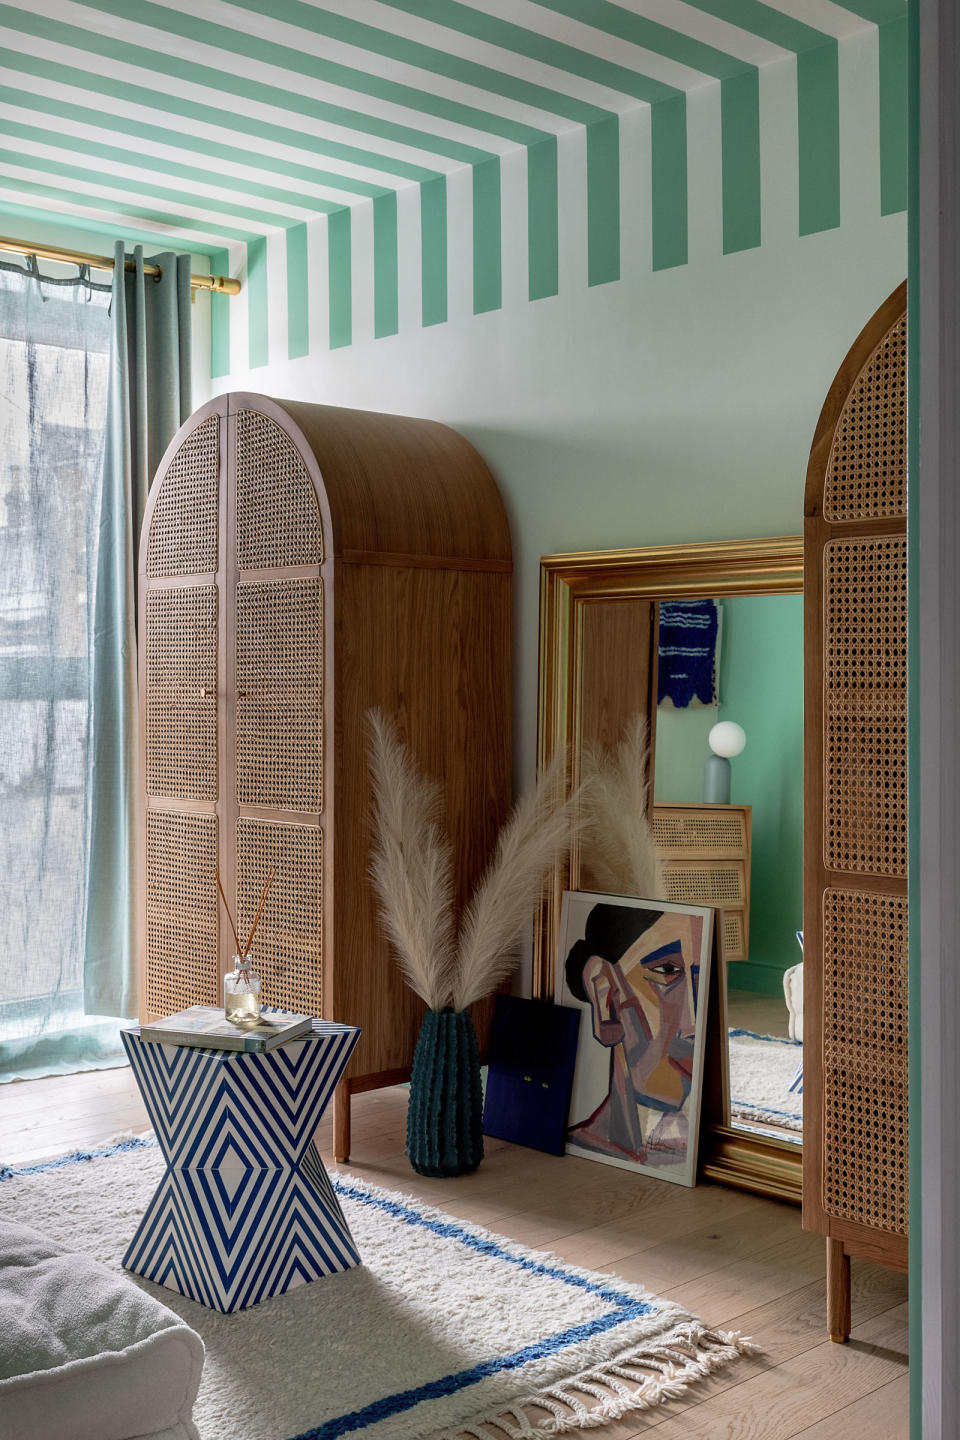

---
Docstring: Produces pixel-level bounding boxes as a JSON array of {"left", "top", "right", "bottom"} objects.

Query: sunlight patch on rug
[{"left": 0, "top": 1138, "right": 756, "bottom": 1439}]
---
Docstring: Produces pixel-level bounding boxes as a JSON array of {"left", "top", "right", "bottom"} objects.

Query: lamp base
[{"left": 704, "top": 753, "right": 731, "bottom": 805}]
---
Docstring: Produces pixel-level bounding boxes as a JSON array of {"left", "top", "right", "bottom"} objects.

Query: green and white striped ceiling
[{"left": 0, "top": 1, "right": 906, "bottom": 370}]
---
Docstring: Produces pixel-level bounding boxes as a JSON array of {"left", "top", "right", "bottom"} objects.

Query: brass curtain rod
[{"left": 0, "top": 233, "right": 241, "bottom": 295}]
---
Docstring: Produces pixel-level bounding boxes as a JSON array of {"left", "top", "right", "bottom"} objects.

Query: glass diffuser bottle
[
  {"left": 224, "top": 953, "right": 262, "bottom": 1024},
  {"left": 215, "top": 861, "right": 275, "bottom": 1026}
]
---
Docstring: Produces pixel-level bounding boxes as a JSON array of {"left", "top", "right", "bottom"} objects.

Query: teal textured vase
[{"left": 406, "top": 1008, "right": 484, "bottom": 1177}]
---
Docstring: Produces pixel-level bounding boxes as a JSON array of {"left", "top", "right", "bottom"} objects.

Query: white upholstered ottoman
[{"left": 0, "top": 1219, "right": 204, "bottom": 1440}]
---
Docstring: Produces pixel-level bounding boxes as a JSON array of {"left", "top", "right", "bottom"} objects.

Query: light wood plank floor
[
  {"left": 0, "top": 1068, "right": 909, "bottom": 1439},
  {"left": 727, "top": 989, "right": 792, "bottom": 1039}
]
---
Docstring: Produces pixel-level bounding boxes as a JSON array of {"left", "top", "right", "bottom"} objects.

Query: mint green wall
[
  {"left": 653, "top": 704, "right": 713, "bottom": 804},
  {"left": 719, "top": 595, "right": 804, "bottom": 997}
]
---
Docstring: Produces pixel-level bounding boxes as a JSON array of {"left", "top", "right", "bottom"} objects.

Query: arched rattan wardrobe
[
  {"left": 138, "top": 393, "right": 512, "bottom": 1159},
  {"left": 803, "top": 282, "right": 908, "bottom": 1340}
]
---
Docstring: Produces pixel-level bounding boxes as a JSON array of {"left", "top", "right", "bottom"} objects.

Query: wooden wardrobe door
[
  {"left": 139, "top": 406, "right": 225, "bottom": 1019},
  {"left": 575, "top": 596, "right": 659, "bottom": 893},
  {"left": 803, "top": 283, "right": 909, "bottom": 1311},
  {"left": 229, "top": 406, "right": 325, "bottom": 1017}
]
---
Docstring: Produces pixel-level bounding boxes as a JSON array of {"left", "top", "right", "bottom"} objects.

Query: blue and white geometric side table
[{"left": 121, "top": 1019, "right": 360, "bottom": 1313}]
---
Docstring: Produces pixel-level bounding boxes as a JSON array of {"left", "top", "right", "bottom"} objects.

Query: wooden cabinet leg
[
  {"left": 334, "top": 1082, "right": 351, "bottom": 1164},
  {"left": 827, "top": 1238, "right": 851, "bottom": 1343}
]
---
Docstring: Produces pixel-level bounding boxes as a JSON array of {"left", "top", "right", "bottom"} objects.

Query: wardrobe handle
[{"left": 199, "top": 686, "right": 216, "bottom": 699}]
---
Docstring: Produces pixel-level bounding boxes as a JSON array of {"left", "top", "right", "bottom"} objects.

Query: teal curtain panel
[{"left": 83, "top": 242, "right": 192, "bottom": 1027}]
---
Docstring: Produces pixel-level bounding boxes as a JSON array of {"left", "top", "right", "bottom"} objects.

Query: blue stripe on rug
[
  {"left": 334, "top": 1178, "right": 640, "bottom": 1308},
  {"left": 1, "top": 1136, "right": 662, "bottom": 1438},
  {"left": 0, "top": 1134, "right": 157, "bottom": 1180},
  {"left": 287, "top": 1302, "right": 655, "bottom": 1439},
  {"left": 728, "top": 1027, "right": 802, "bottom": 1047}
]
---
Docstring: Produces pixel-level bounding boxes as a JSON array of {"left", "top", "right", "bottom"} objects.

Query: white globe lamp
[{"left": 704, "top": 721, "right": 746, "bottom": 804}]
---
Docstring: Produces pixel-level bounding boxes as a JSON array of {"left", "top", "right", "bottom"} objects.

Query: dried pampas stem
[
  {"left": 579, "top": 713, "right": 666, "bottom": 900},
  {"left": 366, "top": 711, "right": 583, "bottom": 1014},
  {"left": 366, "top": 711, "right": 456, "bottom": 1012},
  {"left": 452, "top": 750, "right": 582, "bottom": 1013}
]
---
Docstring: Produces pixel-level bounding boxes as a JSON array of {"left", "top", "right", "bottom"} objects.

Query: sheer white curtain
[{"left": 0, "top": 259, "right": 121, "bottom": 1080}]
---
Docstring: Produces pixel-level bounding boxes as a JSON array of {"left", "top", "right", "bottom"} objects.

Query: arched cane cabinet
[
  {"left": 138, "top": 393, "right": 513, "bottom": 1158},
  {"left": 803, "top": 282, "right": 908, "bottom": 1339}
]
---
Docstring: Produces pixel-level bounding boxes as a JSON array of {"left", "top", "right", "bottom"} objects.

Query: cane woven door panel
[
  {"left": 146, "top": 414, "right": 219, "bottom": 579},
  {"left": 823, "top": 314, "right": 906, "bottom": 523},
  {"left": 822, "top": 887, "right": 908, "bottom": 1234},
  {"left": 823, "top": 537, "right": 908, "bottom": 878},
  {"left": 145, "top": 585, "right": 218, "bottom": 803},
  {"left": 235, "top": 409, "right": 323, "bottom": 570},
  {"left": 235, "top": 578, "right": 322, "bottom": 812},
  {"left": 804, "top": 282, "right": 908, "bottom": 1272},
  {"left": 236, "top": 818, "right": 323, "bottom": 1015},
  {"left": 145, "top": 810, "right": 219, "bottom": 1016}
]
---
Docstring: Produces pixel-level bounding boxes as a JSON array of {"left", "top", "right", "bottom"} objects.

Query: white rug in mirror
[{"left": 728, "top": 1028, "right": 803, "bottom": 1137}]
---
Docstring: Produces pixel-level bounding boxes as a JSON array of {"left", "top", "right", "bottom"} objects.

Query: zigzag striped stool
[{"left": 121, "top": 1020, "right": 360, "bottom": 1312}]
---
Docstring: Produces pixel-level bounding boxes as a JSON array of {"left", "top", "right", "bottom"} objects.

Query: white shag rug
[
  {"left": 0, "top": 1137, "right": 756, "bottom": 1440},
  {"left": 728, "top": 1028, "right": 803, "bottom": 1134}
]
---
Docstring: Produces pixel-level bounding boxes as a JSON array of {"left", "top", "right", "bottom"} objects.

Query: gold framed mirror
[{"left": 535, "top": 536, "right": 804, "bottom": 1203}]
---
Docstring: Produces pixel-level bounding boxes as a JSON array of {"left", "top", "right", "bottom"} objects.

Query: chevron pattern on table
[{"left": 121, "top": 1020, "right": 360, "bottom": 1312}]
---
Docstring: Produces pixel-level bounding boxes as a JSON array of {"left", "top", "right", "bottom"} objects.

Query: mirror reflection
[{"left": 652, "top": 592, "right": 803, "bottom": 1146}]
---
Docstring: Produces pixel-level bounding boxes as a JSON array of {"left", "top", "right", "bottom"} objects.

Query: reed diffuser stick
[
  {"left": 214, "top": 865, "right": 242, "bottom": 955},
  {"left": 242, "top": 866, "right": 276, "bottom": 957}
]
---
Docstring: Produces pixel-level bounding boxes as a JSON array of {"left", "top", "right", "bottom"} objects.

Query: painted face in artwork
[{"left": 581, "top": 909, "right": 699, "bottom": 1112}]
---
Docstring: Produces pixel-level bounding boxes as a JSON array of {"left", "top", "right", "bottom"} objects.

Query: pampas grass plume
[
  {"left": 366, "top": 711, "right": 456, "bottom": 1011},
  {"left": 453, "top": 749, "right": 580, "bottom": 1012},
  {"left": 580, "top": 713, "right": 666, "bottom": 900},
  {"left": 367, "top": 712, "right": 582, "bottom": 1013}
]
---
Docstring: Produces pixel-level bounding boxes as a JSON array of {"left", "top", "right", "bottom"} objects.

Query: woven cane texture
[
  {"left": 236, "top": 409, "right": 323, "bottom": 571},
  {"left": 662, "top": 861, "right": 745, "bottom": 908},
  {"left": 236, "top": 818, "right": 323, "bottom": 1015},
  {"left": 652, "top": 807, "right": 747, "bottom": 857},
  {"left": 146, "top": 415, "right": 220, "bottom": 578},
  {"left": 721, "top": 911, "right": 745, "bottom": 963},
  {"left": 145, "top": 810, "right": 219, "bottom": 1016},
  {"left": 145, "top": 585, "right": 218, "bottom": 802},
  {"left": 824, "top": 314, "right": 906, "bottom": 522},
  {"left": 822, "top": 887, "right": 908, "bottom": 1234},
  {"left": 236, "top": 578, "right": 322, "bottom": 812},
  {"left": 823, "top": 537, "right": 907, "bottom": 877}
]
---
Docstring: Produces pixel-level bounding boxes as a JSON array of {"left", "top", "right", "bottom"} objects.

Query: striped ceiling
[{"left": 0, "top": 0, "right": 906, "bottom": 361}]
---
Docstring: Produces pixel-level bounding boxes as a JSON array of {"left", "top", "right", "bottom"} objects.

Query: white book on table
[{"left": 138, "top": 1005, "right": 313, "bottom": 1053}]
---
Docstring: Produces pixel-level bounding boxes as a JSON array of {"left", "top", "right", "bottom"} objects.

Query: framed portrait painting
[{"left": 556, "top": 891, "right": 714, "bottom": 1187}]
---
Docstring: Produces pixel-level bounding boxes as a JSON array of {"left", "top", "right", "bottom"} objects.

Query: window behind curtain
[{"left": 0, "top": 261, "right": 121, "bottom": 1080}]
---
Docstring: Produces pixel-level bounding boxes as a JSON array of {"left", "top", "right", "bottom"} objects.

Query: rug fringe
[
  {"left": 332, "top": 1172, "right": 760, "bottom": 1440},
  {"left": 440, "top": 1322, "right": 761, "bottom": 1438}
]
